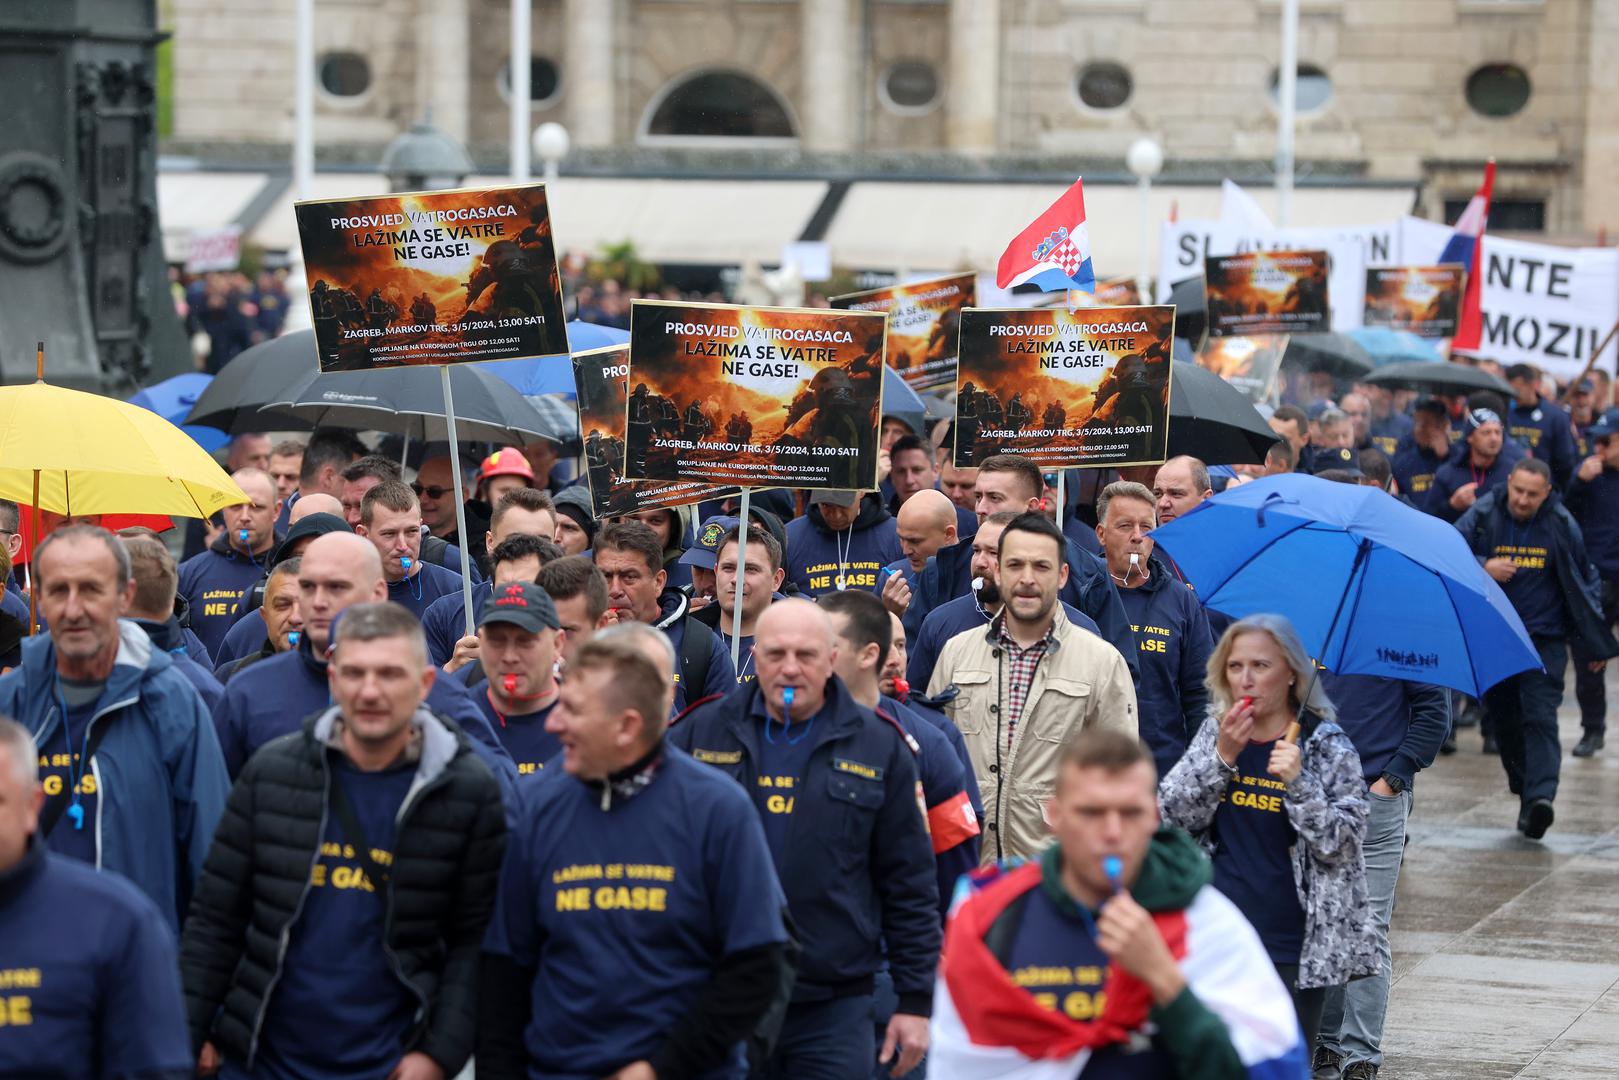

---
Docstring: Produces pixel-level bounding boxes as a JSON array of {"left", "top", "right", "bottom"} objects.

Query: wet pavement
[{"left": 1383, "top": 683, "right": 1619, "bottom": 1077}]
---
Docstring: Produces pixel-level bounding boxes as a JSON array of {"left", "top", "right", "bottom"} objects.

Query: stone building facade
[{"left": 165, "top": 0, "right": 1619, "bottom": 238}]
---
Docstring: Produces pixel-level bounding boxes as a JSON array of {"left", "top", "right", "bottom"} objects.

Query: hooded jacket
[
  {"left": 661, "top": 503, "right": 695, "bottom": 591},
  {"left": 928, "top": 608, "right": 1139, "bottom": 864},
  {"left": 1160, "top": 708, "right": 1377, "bottom": 990},
  {"left": 783, "top": 495, "right": 904, "bottom": 598},
  {"left": 0, "top": 621, "right": 230, "bottom": 931},
  {"left": 1506, "top": 395, "right": 1578, "bottom": 488},
  {"left": 910, "top": 534, "right": 1139, "bottom": 681},
  {"left": 1423, "top": 438, "right": 1524, "bottom": 522},
  {"left": 1455, "top": 489, "right": 1619, "bottom": 658},
  {"left": 1116, "top": 553, "right": 1214, "bottom": 779},
  {"left": 653, "top": 588, "right": 737, "bottom": 715},
  {"left": 132, "top": 616, "right": 225, "bottom": 712},
  {"left": 176, "top": 532, "right": 280, "bottom": 659},
  {"left": 178, "top": 705, "right": 506, "bottom": 1075}
]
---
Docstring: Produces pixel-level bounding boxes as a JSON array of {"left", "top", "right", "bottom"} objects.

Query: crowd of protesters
[{"left": 0, "top": 343, "right": 1615, "bottom": 1080}]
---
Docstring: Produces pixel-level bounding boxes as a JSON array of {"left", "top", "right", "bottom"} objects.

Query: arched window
[{"left": 644, "top": 70, "right": 796, "bottom": 139}]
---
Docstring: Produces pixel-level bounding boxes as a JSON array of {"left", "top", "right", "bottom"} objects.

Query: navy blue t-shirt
[
  {"left": 1003, "top": 883, "right": 1173, "bottom": 1077},
  {"left": 41, "top": 692, "right": 99, "bottom": 867},
  {"left": 1493, "top": 513, "right": 1563, "bottom": 636},
  {"left": 485, "top": 748, "right": 788, "bottom": 1079},
  {"left": 721, "top": 631, "right": 757, "bottom": 684},
  {"left": 386, "top": 561, "right": 463, "bottom": 621},
  {"left": 253, "top": 760, "right": 417, "bottom": 1079},
  {"left": 1211, "top": 740, "right": 1304, "bottom": 965},
  {"left": 750, "top": 694, "right": 818, "bottom": 863},
  {"left": 472, "top": 688, "right": 561, "bottom": 776},
  {"left": 177, "top": 544, "right": 273, "bottom": 659}
]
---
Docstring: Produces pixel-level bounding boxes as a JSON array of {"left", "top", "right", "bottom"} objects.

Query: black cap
[
  {"left": 271, "top": 512, "right": 350, "bottom": 564},
  {"left": 478, "top": 580, "right": 560, "bottom": 633},
  {"left": 1311, "top": 446, "right": 1364, "bottom": 478}
]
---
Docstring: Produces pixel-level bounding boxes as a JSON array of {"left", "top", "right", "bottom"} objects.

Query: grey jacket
[{"left": 1158, "top": 708, "right": 1377, "bottom": 989}]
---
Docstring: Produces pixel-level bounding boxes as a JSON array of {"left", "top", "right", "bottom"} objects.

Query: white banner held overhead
[
  {"left": 1400, "top": 217, "right": 1619, "bottom": 381},
  {"left": 185, "top": 225, "right": 243, "bottom": 274}
]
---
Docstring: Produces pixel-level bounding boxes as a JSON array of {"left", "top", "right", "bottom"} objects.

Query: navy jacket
[
  {"left": 0, "top": 622, "right": 230, "bottom": 931},
  {"left": 1564, "top": 467, "right": 1619, "bottom": 578},
  {"left": 210, "top": 634, "right": 522, "bottom": 817},
  {"left": 1366, "top": 411, "right": 1413, "bottom": 458},
  {"left": 210, "top": 607, "right": 272, "bottom": 671},
  {"left": 1117, "top": 554, "right": 1214, "bottom": 779},
  {"left": 881, "top": 695, "right": 981, "bottom": 921},
  {"left": 1317, "top": 673, "right": 1448, "bottom": 788},
  {"left": 425, "top": 579, "right": 494, "bottom": 668},
  {"left": 132, "top": 617, "right": 224, "bottom": 713},
  {"left": 1455, "top": 490, "right": 1619, "bottom": 659},
  {"left": 909, "top": 534, "right": 1138, "bottom": 681},
  {"left": 0, "top": 841, "right": 191, "bottom": 1079},
  {"left": 784, "top": 497, "right": 904, "bottom": 598},
  {"left": 1507, "top": 396, "right": 1579, "bottom": 489},
  {"left": 652, "top": 589, "right": 737, "bottom": 716},
  {"left": 176, "top": 534, "right": 278, "bottom": 660},
  {"left": 1390, "top": 443, "right": 1444, "bottom": 504},
  {"left": 1424, "top": 440, "right": 1523, "bottom": 523},
  {"left": 669, "top": 678, "right": 941, "bottom": 1015},
  {"left": 906, "top": 594, "right": 1099, "bottom": 693}
]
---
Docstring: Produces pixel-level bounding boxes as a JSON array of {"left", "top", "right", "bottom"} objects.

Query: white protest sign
[
  {"left": 1400, "top": 217, "right": 1619, "bottom": 381},
  {"left": 185, "top": 225, "right": 243, "bottom": 274}
]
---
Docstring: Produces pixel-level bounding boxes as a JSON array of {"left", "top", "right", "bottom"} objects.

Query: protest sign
[
  {"left": 185, "top": 225, "right": 242, "bottom": 274},
  {"left": 954, "top": 305, "right": 1175, "bottom": 469},
  {"left": 829, "top": 271, "right": 974, "bottom": 392},
  {"left": 623, "top": 300, "right": 886, "bottom": 491},
  {"left": 1197, "top": 335, "right": 1288, "bottom": 404},
  {"left": 574, "top": 344, "right": 739, "bottom": 517},
  {"left": 293, "top": 183, "right": 569, "bottom": 372},
  {"left": 1400, "top": 218, "right": 1619, "bottom": 382},
  {"left": 1069, "top": 276, "right": 1143, "bottom": 308},
  {"left": 1363, "top": 265, "right": 1465, "bottom": 338},
  {"left": 1205, "top": 250, "right": 1329, "bottom": 338}
]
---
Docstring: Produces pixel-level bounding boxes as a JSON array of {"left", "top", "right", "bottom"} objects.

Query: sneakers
[
  {"left": 1342, "top": 1063, "right": 1379, "bottom": 1080},
  {"left": 1311, "top": 1046, "right": 1344, "bottom": 1079},
  {"left": 1574, "top": 732, "right": 1605, "bottom": 757},
  {"left": 1521, "top": 798, "right": 1555, "bottom": 840}
]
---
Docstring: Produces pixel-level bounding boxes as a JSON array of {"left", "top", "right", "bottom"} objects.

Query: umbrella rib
[{"left": 1196, "top": 516, "right": 1314, "bottom": 606}]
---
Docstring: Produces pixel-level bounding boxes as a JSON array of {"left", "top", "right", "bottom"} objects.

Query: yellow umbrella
[{"left": 0, "top": 376, "right": 248, "bottom": 519}]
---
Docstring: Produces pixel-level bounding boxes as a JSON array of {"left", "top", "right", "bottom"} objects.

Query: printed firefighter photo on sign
[
  {"left": 954, "top": 305, "right": 1176, "bottom": 469},
  {"left": 1198, "top": 334, "right": 1289, "bottom": 404},
  {"left": 574, "top": 344, "right": 738, "bottom": 517},
  {"left": 623, "top": 300, "right": 886, "bottom": 491},
  {"left": 1363, "top": 265, "right": 1465, "bottom": 339},
  {"left": 1204, "top": 249, "right": 1329, "bottom": 338},
  {"left": 828, "top": 271, "right": 974, "bottom": 392},
  {"left": 293, "top": 183, "right": 569, "bottom": 371}
]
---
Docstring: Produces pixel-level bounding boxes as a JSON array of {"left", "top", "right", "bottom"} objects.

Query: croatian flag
[
  {"left": 1440, "top": 160, "right": 1495, "bottom": 352},
  {"left": 997, "top": 179, "right": 1097, "bottom": 294}
]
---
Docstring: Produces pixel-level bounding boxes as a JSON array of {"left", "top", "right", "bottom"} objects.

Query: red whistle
[
  {"left": 1239, "top": 696, "right": 1254, "bottom": 710},
  {"left": 894, "top": 678, "right": 910, "bottom": 697},
  {"left": 502, "top": 674, "right": 519, "bottom": 695}
]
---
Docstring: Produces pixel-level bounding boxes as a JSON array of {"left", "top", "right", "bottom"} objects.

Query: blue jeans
[
  {"left": 1484, "top": 636, "right": 1566, "bottom": 805},
  {"left": 757, "top": 994, "right": 876, "bottom": 1080},
  {"left": 1318, "top": 786, "right": 1413, "bottom": 1069}
]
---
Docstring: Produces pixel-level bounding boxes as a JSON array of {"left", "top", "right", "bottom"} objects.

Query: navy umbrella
[{"left": 1150, "top": 473, "right": 1538, "bottom": 695}]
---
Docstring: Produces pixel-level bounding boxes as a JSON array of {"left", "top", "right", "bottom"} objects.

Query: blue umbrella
[
  {"left": 1349, "top": 326, "right": 1441, "bottom": 367},
  {"left": 1149, "top": 474, "right": 1539, "bottom": 695},
  {"left": 127, "top": 372, "right": 230, "bottom": 453},
  {"left": 881, "top": 368, "right": 930, "bottom": 439},
  {"left": 477, "top": 320, "right": 630, "bottom": 396}
]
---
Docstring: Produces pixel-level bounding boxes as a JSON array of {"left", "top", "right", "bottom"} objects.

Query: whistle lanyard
[
  {"left": 53, "top": 682, "right": 91, "bottom": 830},
  {"left": 833, "top": 525, "right": 853, "bottom": 590}
]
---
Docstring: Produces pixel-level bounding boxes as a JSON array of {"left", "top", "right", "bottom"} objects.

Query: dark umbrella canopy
[
  {"left": 881, "top": 367, "right": 929, "bottom": 439},
  {"left": 1167, "top": 360, "right": 1280, "bottom": 466},
  {"left": 264, "top": 363, "right": 569, "bottom": 445},
  {"left": 1169, "top": 276, "right": 1207, "bottom": 345},
  {"left": 1363, "top": 360, "right": 1512, "bottom": 398},
  {"left": 1281, "top": 332, "right": 1374, "bottom": 380},
  {"left": 182, "top": 331, "right": 317, "bottom": 433}
]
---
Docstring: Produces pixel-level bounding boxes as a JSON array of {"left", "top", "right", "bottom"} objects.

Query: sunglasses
[{"left": 410, "top": 484, "right": 453, "bottom": 499}]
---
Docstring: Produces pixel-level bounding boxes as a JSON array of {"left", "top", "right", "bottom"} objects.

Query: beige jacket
[{"left": 928, "top": 608, "right": 1137, "bottom": 864}]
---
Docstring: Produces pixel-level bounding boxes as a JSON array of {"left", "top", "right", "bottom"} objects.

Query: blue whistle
[
  {"left": 287, "top": 630, "right": 301, "bottom": 646},
  {"left": 238, "top": 529, "right": 250, "bottom": 544},
  {"left": 1103, "top": 855, "right": 1124, "bottom": 895},
  {"left": 67, "top": 802, "right": 84, "bottom": 830},
  {"left": 783, "top": 687, "right": 795, "bottom": 713},
  {"left": 400, "top": 556, "right": 413, "bottom": 571}
]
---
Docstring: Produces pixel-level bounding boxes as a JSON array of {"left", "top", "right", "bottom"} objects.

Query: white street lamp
[
  {"left": 533, "top": 122, "right": 571, "bottom": 185},
  {"left": 1126, "top": 137, "right": 1165, "bottom": 299}
]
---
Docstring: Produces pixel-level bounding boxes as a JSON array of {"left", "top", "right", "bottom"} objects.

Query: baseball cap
[
  {"left": 810, "top": 489, "right": 861, "bottom": 508},
  {"left": 478, "top": 580, "right": 560, "bottom": 633},
  {"left": 679, "top": 515, "right": 739, "bottom": 570},
  {"left": 478, "top": 447, "right": 535, "bottom": 484},
  {"left": 1586, "top": 409, "right": 1619, "bottom": 443},
  {"left": 1575, "top": 377, "right": 1596, "bottom": 393},
  {"left": 1311, "top": 446, "right": 1364, "bottom": 478}
]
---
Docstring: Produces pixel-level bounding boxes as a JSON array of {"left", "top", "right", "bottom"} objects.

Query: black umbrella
[
  {"left": 264, "top": 363, "right": 569, "bottom": 445},
  {"left": 183, "top": 331, "right": 318, "bottom": 433},
  {"left": 1169, "top": 277, "right": 1207, "bottom": 345},
  {"left": 1362, "top": 360, "right": 1512, "bottom": 398},
  {"left": 1281, "top": 333, "right": 1374, "bottom": 380},
  {"left": 1168, "top": 360, "right": 1280, "bottom": 466}
]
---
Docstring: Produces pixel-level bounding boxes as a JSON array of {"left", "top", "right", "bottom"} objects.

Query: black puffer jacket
[{"left": 178, "top": 705, "right": 507, "bottom": 1074}]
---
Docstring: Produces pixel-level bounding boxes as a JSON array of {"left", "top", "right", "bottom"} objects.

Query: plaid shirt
[{"left": 995, "top": 615, "right": 1057, "bottom": 749}]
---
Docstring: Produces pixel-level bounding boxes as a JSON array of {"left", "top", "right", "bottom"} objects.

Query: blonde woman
[{"left": 1159, "top": 613, "right": 1376, "bottom": 1047}]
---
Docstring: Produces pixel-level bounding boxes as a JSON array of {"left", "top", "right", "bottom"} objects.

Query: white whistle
[{"left": 971, "top": 576, "right": 985, "bottom": 592}]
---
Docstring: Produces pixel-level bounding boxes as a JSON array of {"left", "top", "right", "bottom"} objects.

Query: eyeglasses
[{"left": 410, "top": 484, "right": 452, "bottom": 499}]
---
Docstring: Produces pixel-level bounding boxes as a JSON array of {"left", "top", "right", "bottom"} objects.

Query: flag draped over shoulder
[
  {"left": 930, "top": 862, "right": 1309, "bottom": 1079},
  {"left": 1442, "top": 160, "right": 1495, "bottom": 352},
  {"left": 996, "top": 180, "right": 1097, "bottom": 294}
]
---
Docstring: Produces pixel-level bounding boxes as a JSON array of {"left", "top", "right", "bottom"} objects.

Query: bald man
[
  {"left": 884, "top": 490, "right": 959, "bottom": 639},
  {"left": 669, "top": 598, "right": 940, "bottom": 1079},
  {"left": 1152, "top": 455, "right": 1213, "bottom": 528},
  {"left": 287, "top": 491, "right": 344, "bottom": 525},
  {"left": 177, "top": 467, "right": 283, "bottom": 658},
  {"left": 210, "top": 533, "right": 521, "bottom": 809}
]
